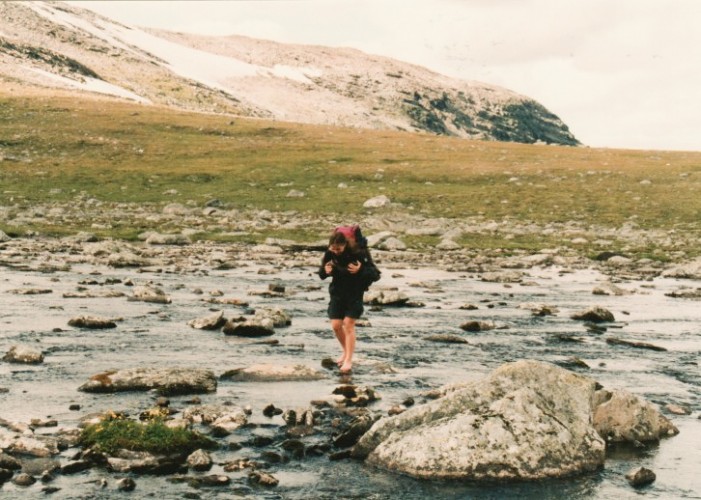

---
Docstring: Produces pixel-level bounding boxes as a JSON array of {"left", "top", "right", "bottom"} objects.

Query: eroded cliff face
[{"left": 0, "top": 1, "right": 579, "bottom": 146}]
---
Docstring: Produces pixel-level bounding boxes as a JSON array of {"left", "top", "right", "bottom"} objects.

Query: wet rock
[
  {"left": 459, "top": 303, "right": 479, "bottom": 310},
  {"left": 661, "top": 257, "right": 701, "bottom": 279},
  {"left": 388, "top": 406, "right": 405, "bottom": 416},
  {"left": 254, "top": 307, "right": 292, "bottom": 327},
  {"left": 425, "top": 334, "right": 468, "bottom": 344},
  {"left": 0, "top": 468, "right": 13, "bottom": 484},
  {"left": 320, "top": 358, "right": 338, "bottom": 370},
  {"left": 329, "top": 449, "right": 352, "bottom": 461},
  {"left": 220, "top": 364, "right": 326, "bottom": 382},
  {"left": 665, "top": 403, "right": 691, "bottom": 416},
  {"left": 0, "top": 434, "right": 59, "bottom": 458},
  {"left": 333, "top": 414, "right": 376, "bottom": 448},
  {"left": 333, "top": 385, "right": 379, "bottom": 407},
  {"left": 222, "top": 458, "right": 257, "bottom": 472},
  {"left": 182, "top": 405, "right": 248, "bottom": 435},
  {"left": 222, "top": 317, "right": 274, "bottom": 337},
  {"left": 63, "top": 290, "right": 126, "bottom": 299},
  {"left": 282, "top": 408, "right": 315, "bottom": 427},
  {"left": 12, "top": 472, "right": 36, "bottom": 487},
  {"left": 364, "top": 289, "right": 409, "bottom": 307},
  {"left": 107, "top": 450, "right": 186, "bottom": 475},
  {"left": 606, "top": 337, "right": 667, "bottom": 352},
  {"left": 187, "top": 310, "right": 226, "bottom": 330},
  {"left": 0, "top": 453, "right": 21, "bottom": 470},
  {"left": 352, "top": 360, "right": 606, "bottom": 481},
  {"left": 185, "top": 474, "right": 231, "bottom": 487},
  {"left": 60, "top": 460, "right": 92, "bottom": 474},
  {"left": 479, "top": 271, "right": 523, "bottom": 283},
  {"left": 78, "top": 367, "right": 217, "bottom": 395},
  {"left": 67, "top": 315, "right": 117, "bottom": 329},
  {"left": 592, "top": 389, "right": 679, "bottom": 443},
  {"left": 557, "top": 357, "right": 590, "bottom": 369},
  {"left": 571, "top": 306, "right": 615, "bottom": 323},
  {"left": 8, "top": 288, "right": 52, "bottom": 295},
  {"left": 518, "top": 303, "right": 559, "bottom": 316},
  {"left": 128, "top": 285, "right": 171, "bottom": 304},
  {"left": 248, "top": 470, "right": 279, "bottom": 487},
  {"left": 116, "top": 477, "right": 136, "bottom": 491},
  {"left": 263, "top": 404, "right": 283, "bottom": 417},
  {"left": 186, "top": 449, "right": 213, "bottom": 471},
  {"left": 625, "top": 466, "right": 656, "bottom": 487},
  {"left": 459, "top": 320, "right": 495, "bottom": 332},
  {"left": 2, "top": 345, "right": 44, "bottom": 364},
  {"left": 16, "top": 457, "right": 61, "bottom": 475},
  {"left": 664, "top": 287, "right": 701, "bottom": 299},
  {"left": 593, "top": 283, "right": 634, "bottom": 296}
]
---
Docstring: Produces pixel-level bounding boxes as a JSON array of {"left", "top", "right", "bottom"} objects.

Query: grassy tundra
[{"left": 1, "top": 90, "right": 700, "bottom": 259}]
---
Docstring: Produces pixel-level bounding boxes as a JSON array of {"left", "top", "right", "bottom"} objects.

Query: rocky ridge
[{"left": 0, "top": 1, "right": 579, "bottom": 146}]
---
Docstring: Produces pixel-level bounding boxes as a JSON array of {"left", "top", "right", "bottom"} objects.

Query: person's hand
[
  {"left": 324, "top": 261, "right": 334, "bottom": 274},
  {"left": 348, "top": 261, "right": 361, "bottom": 274}
]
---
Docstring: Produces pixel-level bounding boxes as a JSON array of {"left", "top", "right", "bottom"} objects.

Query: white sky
[{"left": 67, "top": 0, "right": 701, "bottom": 152}]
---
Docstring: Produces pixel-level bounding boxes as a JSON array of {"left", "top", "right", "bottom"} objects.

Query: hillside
[{"left": 0, "top": 1, "right": 579, "bottom": 145}]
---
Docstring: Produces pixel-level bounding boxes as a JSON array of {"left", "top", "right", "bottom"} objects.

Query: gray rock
[
  {"left": 364, "top": 290, "right": 409, "bottom": 307},
  {"left": 425, "top": 334, "right": 468, "bottom": 344},
  {"left": 662, "top": 257, "right": 701, "bottom": 279},
  {"left": 186, "top": 449, "right": 213, "bottom": 471},
  {"left": 220, "top": 364, "right": 326, "bottom": 382},
  {"left": 459, "top": 320, "right": 495, "bottom": 332},
  {"left": 352, "top": 360, "right": 606, "bottom": 480},
  {"left": 625, "top": 466, "right": 656, "bottom": 487},
  {"left": 67, "top": 315, "right": 117, "bottom": 329},
  {"left": 78, "top": 367, "right": 217, "bottom": 395},
  {"left": 222, "top": 317, "right": 275, "bottom": 337},
  {"left": 2, "top": 345, "right": 44, "bottom": 364},
  {"left": 378, "top": 237, "right": 407, "bottom": 251},
  {"left": 592, "top": 389, "right": 678, "bottom": 443},
  {"left": 145, "top": 233, "right": 191, "bottom": 246},
  {"left": 187, "top": 310, "right": 226, "bottom": 330},
  {"left": 128, "top": 285, "right": 171, "bottom": 304},
  {"left": 570, "top": 306, "right": 615, "bottom": 323},
  {"left": 363, "top": 195, "right": 391, "bottom": 208}
]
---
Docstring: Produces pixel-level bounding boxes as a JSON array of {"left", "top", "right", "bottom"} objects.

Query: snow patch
[{"left": 26, "top": 66, "right": 151, "bottom": 103}]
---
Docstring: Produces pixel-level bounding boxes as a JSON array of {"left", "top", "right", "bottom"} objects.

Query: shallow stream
[{"left": 0, "top": 247, "right": 699, "bottom": 499}]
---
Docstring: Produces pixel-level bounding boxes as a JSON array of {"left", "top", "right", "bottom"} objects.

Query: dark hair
[
  {"left": 329, "top": 231, "right": 348, "bottom": 247},
  {"left": 329, "top": 230, "right": 370, "bottom": 259}
]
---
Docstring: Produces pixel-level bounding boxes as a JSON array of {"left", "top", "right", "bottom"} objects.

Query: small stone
[{"left": 625, "top": 466, "right": 656, "bottom": 487}]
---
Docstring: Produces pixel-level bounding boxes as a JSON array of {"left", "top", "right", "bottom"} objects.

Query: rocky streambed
[{"left": 0, "top": 235, "right": 700, "bottom": 499}]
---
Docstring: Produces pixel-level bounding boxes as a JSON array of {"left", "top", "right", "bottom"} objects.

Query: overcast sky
[{"left": 68, "top": 0, "right": 701, "bottom": 152}]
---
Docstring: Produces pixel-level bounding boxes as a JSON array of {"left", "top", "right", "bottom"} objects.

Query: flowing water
[{"left": 0, "top": 247, "right": 699, "bottom": 499}]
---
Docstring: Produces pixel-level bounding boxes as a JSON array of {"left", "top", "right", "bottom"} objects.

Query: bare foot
[
  {"left": 336, "top": 354, "right": 345, "bottom": 366},
  {"left": 339, "top": 360, "right": 352, "bottom": 373}
]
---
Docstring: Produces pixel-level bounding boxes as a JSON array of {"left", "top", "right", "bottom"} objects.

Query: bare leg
[
  {"left": 339, "top": 317, "right": 356, "bottom": 373},
  {"left": 331, "top": 319, "right": 345, "bottom": 365}
]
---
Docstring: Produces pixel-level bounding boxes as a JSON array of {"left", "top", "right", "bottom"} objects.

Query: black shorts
[{"left": 328, "top": 296, "right": 364, "bottom": 320}]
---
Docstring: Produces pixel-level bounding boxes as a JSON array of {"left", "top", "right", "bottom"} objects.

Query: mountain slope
[{"left": 0, "top": 1, "right": 579, "bottom": 146}]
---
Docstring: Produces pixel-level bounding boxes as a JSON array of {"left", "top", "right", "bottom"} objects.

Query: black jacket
[{"left": 318, "top": 249, "right": 380, "bottom": 299}]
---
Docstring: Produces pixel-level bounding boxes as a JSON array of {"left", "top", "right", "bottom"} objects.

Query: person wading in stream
[{"left": 318, "top": 227, "right": 380, "bottom": 373}]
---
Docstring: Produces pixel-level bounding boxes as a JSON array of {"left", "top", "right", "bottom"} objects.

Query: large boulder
[
  {"left": 352, "top": 360, "right": 606, "bottom": 480},
  {"left": 78, "top": 367, "right": 217, "bottom": 395}
]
